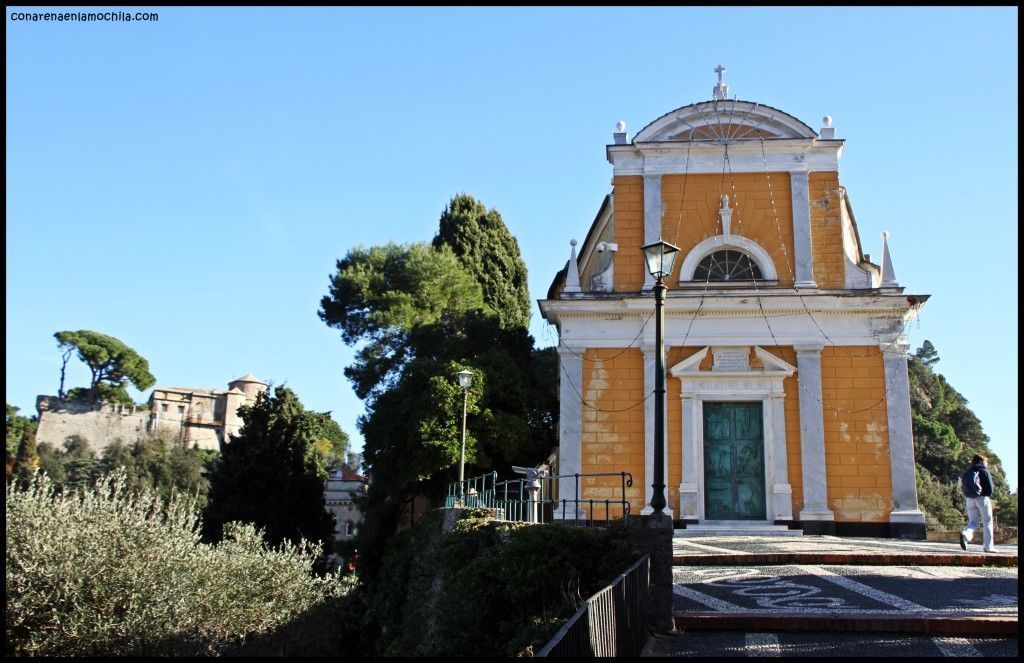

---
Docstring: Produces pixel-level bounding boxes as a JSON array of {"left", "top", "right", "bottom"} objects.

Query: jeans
[{"left": 962, "top": 495, "right": 994, "bottom": 551}]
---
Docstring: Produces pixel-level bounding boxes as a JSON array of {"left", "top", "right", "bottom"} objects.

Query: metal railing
[
  {"left": 444, "top": 471, "right": 633, "bottom": 525},
  {"left": 536, "top": 554, "right": 650, "bottom": 657}
]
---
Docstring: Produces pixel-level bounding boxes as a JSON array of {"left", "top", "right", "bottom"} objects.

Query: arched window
[
  {"left": 693, "top": 249, "right": 764, "bottom": 281},
  {"left": 344, "top": 521, "right": 354, "bottom": 536},
  {"left": 677, "top": 236, "right": 778, "bottom": 284}
]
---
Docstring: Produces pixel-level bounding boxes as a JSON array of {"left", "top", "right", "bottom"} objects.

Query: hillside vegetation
[{"left": 909, "top": 341, "right": 1017, "bottom": 530}]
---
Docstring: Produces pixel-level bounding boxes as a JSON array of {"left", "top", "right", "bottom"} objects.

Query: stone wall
[{"left": 35, "top": 397, "right": 151, "bottom": 454}]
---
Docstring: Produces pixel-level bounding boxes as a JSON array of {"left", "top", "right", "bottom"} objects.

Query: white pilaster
[
  {"left": 555, "top": 347, "right": 586, "bottom": 520},
  {"left": 679, "top": 393, "right": 701, "bottom": 520},
  {"left": 769, "top": 393, "right": 794, "bottom": 521},
  {"left": 790, "top": 171, "right": 817, "bottom": 289},
  {"left": 882, "top": 343, "right": 925, "bottom": 525},
  {"left": 642, "top": 174, "right": 662, "bottom": 291},
  {"left": 795, "top": 344, "right": 834, "bottom": 522}
]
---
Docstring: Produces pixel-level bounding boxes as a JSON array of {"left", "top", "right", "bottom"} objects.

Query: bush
[
  {"left": 363, "top": 508, "right": 640, "bottom": 657},
  {"left": 6, "top": 471, "right": 356, "bottom": 657}
]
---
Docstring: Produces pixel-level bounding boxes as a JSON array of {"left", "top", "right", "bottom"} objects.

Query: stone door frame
[{"left": 671, "top": 346, "right": 796, "bottom": 523}]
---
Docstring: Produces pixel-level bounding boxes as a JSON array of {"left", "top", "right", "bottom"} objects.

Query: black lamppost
[
  {"left": 641, "top": 239, "right": 680, "bottom": 514},
  {"left": 456, "top": 369, "right": 474, "bottom": 485}
]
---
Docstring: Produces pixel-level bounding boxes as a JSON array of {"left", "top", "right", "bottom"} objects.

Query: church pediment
[
  {"left": 671, "top": 346, "right": 796, "bottom": 376},
  {"left": 633, "top": 100, "right": 817, "bottom": 144}
]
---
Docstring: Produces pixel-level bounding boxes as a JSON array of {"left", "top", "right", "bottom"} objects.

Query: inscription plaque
[{"left": 713, "top": 348, "right": 749, "bottom": 372}]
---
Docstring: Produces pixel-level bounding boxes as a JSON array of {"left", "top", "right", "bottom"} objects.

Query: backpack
[{"left": 960, "top": 467, "right": 983, "bottom": 498}]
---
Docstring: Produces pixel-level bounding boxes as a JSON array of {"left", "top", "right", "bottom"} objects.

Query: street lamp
[
  {"left": 457, "top": 369, "right": 474, "bottom": 485},
  {"left": 641, "top": 238, "right": 680, "bottom": 514}
]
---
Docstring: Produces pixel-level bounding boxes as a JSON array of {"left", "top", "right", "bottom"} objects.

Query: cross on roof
[{"left": 713, "top": 64, "right": 729, "bottom": 100}]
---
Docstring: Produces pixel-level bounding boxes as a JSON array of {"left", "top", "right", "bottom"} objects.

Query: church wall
[
  {"left": 770, "top": 346, "right": 805, "bottom": 517},
  {"left": 581, "top": 347, "right": 645, "bottom": 517},
  {"left": 660, "top": 173, "right": 797, "bottom": 287},
  {"left": 665, "top": 346, "right": 706, "bottom": 513},
  {"left": 611, "top": 176, "right": 646, "bottom": 291},
  {"left": 809, "top": 172, "right": 846, "bottom": 289},
  {"left": 820, "top": 345, "right": 892, "bottom": 522}
]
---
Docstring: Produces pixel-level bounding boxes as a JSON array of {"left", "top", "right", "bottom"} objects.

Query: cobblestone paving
[
  {"left": 646, "top": 535, "right": 1019, "bottom": 656},
  {"left": 673, "top": 565, "right": 1018, "bottom": 617}
]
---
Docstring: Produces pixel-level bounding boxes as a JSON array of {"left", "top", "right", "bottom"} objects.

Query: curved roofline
[
  {"left": 229, "top": 374, "right": 267, "bottom": 385},
  {"left": 633, "top": 99, "right": 817, "bottom": 143}
]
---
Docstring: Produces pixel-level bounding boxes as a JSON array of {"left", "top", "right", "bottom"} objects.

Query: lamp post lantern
[
  {"left": 641, "top": 239, "right": 680, "bottom": 514},
  {"left": 456, "top": 369, "right": 474, "bottom": 485}
]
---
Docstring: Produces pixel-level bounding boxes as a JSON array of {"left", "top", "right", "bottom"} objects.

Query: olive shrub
[{"left": 6, "top": 471, "right": 355, "bottom": 656}]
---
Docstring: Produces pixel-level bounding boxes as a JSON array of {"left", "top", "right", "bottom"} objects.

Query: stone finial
[
  {"left": 563, "top": 239, "right": 581, "bottom": 294},
  {"left": 613, "top": 120, "right": 628, "bottom": 145},
  {"left": 820, "top": 115, "right": 836, "bottom": 139},
  {"left": 719, "top": 193, "right": 734, "bottom": 237},
  {"left": 880, "top": 231, "right": 898, "bottom": 287},
  {"left": 713, "top": 64, "right": 729, "bottom": 100}
]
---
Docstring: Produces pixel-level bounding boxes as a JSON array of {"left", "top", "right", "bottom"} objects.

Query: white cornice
[
  {"left": 541, "top": 292, "right": 924, "bottom": 317},
  {"left": 539, "top": 292, "right": 926, "bottom": 349},
  {"left": 607, "top": 140, "right": 844, "bottom": 176}
]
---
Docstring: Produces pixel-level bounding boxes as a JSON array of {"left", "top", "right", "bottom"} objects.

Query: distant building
[
  {"left": 35, "top": 374, "right": 268, "bottom": 453},
  {"left": 325, "top": 452, "right": 368, "bottom": 542}
]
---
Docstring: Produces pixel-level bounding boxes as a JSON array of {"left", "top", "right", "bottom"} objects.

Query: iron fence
[
  {"left": 444, "top": 471, "right": 633, "bottom": 525},
  {"left": 536, "top": 554, "right": 650, "bottom": 657}
]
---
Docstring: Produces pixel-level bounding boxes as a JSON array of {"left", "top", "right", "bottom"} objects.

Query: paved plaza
[
  {"left": 666, "top": 535, "right": 1017, "bottom": 643},
  {"left": 643, "top": 535, "right": 1019, "bottom": 656}
]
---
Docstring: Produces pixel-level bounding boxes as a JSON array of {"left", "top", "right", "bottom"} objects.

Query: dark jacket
[{"left": 961, "top": 463, "right": 994, "bottom": 498}]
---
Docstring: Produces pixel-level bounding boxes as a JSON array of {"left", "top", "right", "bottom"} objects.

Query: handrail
[
  {"left": 536, "top": 554, "right": 650, "bottom": 657},
  {"left": 444, "top": 471, "right": 633, "bottom": 526}
]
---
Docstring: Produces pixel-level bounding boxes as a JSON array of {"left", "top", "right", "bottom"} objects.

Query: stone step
[
  {"left": 673, "top": 612, "right": 1018, "bottom": 636},
  {"left": 674, "top": 523, "right": 801, "bottom": 537}
]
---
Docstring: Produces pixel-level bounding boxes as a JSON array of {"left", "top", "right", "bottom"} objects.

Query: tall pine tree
[
  {"left": 433, "top": 194, "right": 532, "bottom": 331},
  {"left": 319, "top": 195, "right": 558, "bottom": 582}
]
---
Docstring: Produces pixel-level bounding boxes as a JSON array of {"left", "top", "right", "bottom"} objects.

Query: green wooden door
[{"left": 703, "top": 402, "right": 766, "bottom": 520}]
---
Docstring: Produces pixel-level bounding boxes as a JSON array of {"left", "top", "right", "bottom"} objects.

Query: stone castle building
[
  {"left": 539, "top": 69, "right": 928, "bottom": 538},
  {"left": 35, "top": 374, "right": 268, "bottom": 453}
]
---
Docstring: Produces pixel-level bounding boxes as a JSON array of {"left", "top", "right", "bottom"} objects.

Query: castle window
[
  {"left": 693, "top": 249, "right": 763, "bottom": 281},
  {"left": 161, "top": 403, "right": 168, "bottom": 412},
  {"left": 344, "top": 521, "right": 354, "bottom": 536},
  {"left": 177, "top": 405, "right": 185, "bottom": 414}
]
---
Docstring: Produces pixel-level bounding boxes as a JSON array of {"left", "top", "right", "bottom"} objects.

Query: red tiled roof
[{"left": 336, "top": 465, "right": 367, "bottom": 482}]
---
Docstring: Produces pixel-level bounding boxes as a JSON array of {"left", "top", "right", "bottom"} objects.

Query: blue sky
[{"left": 6, "top": 7, "right": 1018, "bottom": 491}]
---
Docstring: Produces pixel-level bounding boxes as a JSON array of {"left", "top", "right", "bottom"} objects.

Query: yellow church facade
[{"left": 539, "top": 72, "right": 927, "bottom": 538}]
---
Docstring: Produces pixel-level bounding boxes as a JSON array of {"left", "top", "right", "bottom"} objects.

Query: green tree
[
  {"left": 203, "top": 386, "right": 335, "bottom": 550},
  {"left": 13, "top": 429, "right": 40, "bottom": 489},
  {"left": 54, "top": 330, "right": 156, "bottom": 404},
  {"left": 100, "top": 437, "right": 214, "bottom": 507},
  {"left": 319, "top": 242, "right": 489, "bottom": 402},
  {"left": 319, "top": 198, "right": 559, "bottom": 581},
  {"left": 6, "top": 405, "right": 38, "bottom": 480},
  {"left": 433, "top": 194, "right": 532, "bottom": 330},
  {"left": 313, "top": 416, "right": 351, "bottom": 467}
]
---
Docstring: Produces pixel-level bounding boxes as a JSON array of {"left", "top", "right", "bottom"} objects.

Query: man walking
[{"left": 959, "top": 454, "right": 996, "bottom": 553}]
